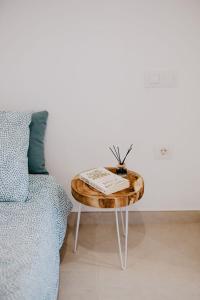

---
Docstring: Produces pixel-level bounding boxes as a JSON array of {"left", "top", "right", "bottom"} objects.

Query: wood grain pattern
[{"left": 71, "top": 167, "right": 144, "bottom": 208}]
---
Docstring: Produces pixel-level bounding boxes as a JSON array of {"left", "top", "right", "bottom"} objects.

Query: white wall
[{"left": 0, "top": 0, "right": 200, "bottom": 211}]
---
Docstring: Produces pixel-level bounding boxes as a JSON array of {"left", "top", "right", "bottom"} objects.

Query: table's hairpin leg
[
  {"left": 120, "top": 207, "right": 126, "bottom": 236},
  {"left": 74, "top": 204, "right": 82, "bottom": 253},
  {"left": 115, "top": 206, "right": 129, "bottom": 270}
]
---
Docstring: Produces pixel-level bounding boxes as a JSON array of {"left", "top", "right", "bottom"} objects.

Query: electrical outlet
[{"left": 154, "top": 145, "right": 173, "bottom": 160}]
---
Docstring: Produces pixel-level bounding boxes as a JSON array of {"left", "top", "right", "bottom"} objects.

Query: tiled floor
[{"left": 59, "top": 213, "right": 200, "bottom": 300}]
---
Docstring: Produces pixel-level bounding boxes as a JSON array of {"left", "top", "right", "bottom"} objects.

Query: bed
[{"left": 0, "top": 175, "right": 72, "bottom": 300}]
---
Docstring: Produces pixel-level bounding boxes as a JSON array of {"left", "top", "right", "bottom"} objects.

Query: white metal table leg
[
  {"left": 120, "top": 208, "right": 125, "bottom": 236},
  {"left": 115, "top": 206, "right": 129, "bottom": 270},
  {"left": 73, "top": 204, "right": 81, "bottom": 253}
]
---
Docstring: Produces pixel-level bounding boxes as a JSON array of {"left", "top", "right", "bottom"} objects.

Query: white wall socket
[{"left": 154, "top": 145, "right": 173, "bottom": 160}]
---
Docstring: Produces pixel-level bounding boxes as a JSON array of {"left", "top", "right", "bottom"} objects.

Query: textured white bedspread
[{"left": 0, "top": 175, "right": 72, "bottom": 300}]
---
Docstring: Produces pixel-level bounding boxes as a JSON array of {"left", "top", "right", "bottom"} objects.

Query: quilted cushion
[
  {"left": 0, "top": 112, "right": 31, "bottom": 202},
  {"left": 28, "top": 111, "right": 49, "bottom": 174}
]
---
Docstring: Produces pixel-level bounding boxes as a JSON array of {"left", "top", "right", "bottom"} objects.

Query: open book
[{"left": 79, "top": 167, "right": 130, "bottom": 195}]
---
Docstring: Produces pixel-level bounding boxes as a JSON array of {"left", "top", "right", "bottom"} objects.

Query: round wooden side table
[{"left": 71, "top": 167, "right": 144, "bottom": 270}]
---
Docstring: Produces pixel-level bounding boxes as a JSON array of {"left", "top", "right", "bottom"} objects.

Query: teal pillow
[{"left": 28, "top": 111, "right": 49, "bottom": 174}]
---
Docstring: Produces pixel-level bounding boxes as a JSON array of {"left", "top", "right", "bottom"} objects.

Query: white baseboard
[{"left": 68, "top": 210, "right": 200, "bottom": 225}]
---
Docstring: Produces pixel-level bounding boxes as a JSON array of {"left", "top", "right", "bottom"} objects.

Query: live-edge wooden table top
[{"left": 71, "top": 167, "right": 144, "bottom": 209}]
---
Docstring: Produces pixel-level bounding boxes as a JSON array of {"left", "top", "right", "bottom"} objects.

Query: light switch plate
[{"left": 145, "top": 70, "right": 177, "bottom": 88}]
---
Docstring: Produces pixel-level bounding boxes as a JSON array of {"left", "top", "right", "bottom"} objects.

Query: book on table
[{"left": 79, "top": 167, "right": 130, "bottom": 195}]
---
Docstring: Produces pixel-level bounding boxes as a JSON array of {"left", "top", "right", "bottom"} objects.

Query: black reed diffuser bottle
[{"left": 109, "top": 144, "right": 133, "bottom": 177}]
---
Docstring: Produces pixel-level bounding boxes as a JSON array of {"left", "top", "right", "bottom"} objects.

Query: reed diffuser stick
[
  {"left": 122, "top": 144, "right": 133, "bottom": 164},
  {"left": 113, "top": 145, "right": 120, "bottom": 163},
  {"left": 109, "top": 147, "right": 120, "bottom": 162},
  {"left": 117, "top": 146, "right": 121, "bottom": 164}
]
